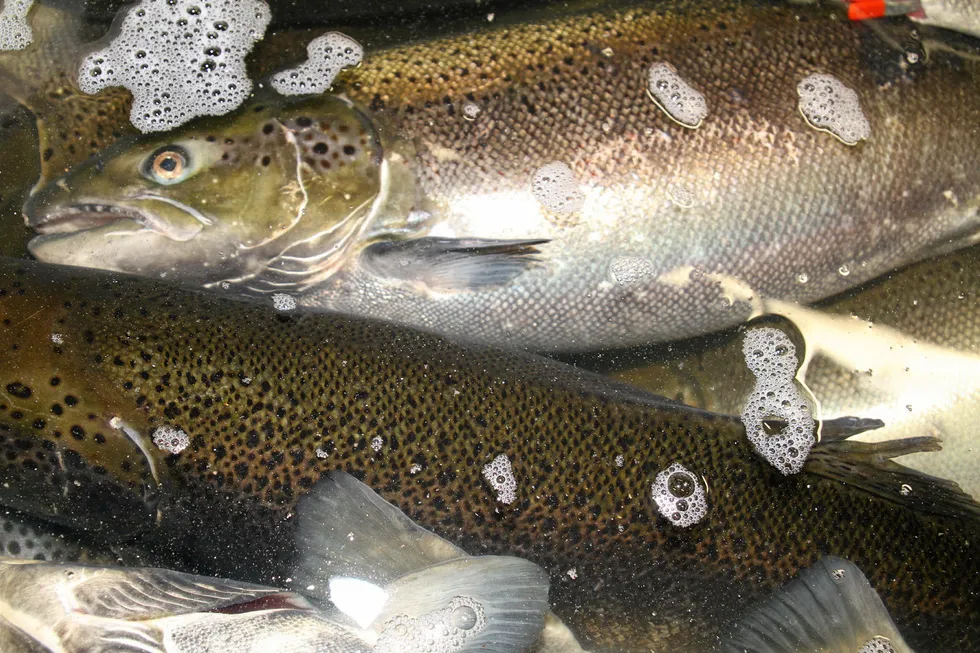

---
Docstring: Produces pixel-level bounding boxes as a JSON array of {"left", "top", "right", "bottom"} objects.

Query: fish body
[
  {"left": 0, "top": 257, "right": 976, "bottom": 651},
  {"left": 22, "top": 1, "right": 980, "bottom": 351},
  {"left": 604, "top": 243, "right": 980, "bottom": 498}
]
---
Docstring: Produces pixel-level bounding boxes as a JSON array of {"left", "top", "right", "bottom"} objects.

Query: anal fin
[{"left": 361, "top": 237, "right": 549, "bottom": 292}]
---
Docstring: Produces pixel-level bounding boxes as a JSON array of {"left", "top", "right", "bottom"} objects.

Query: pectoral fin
[
  {"left": 361, "top": 237, "right": 549, "bottom": 292},
  {"left": 720, "top": 556, "right": 913, "bottom": 653},
  {"left": 377, "top": 556, "right": 551, "bottom": 653},
  {"left": 293, "top": 471, "right": 466, "bottom": 601}
]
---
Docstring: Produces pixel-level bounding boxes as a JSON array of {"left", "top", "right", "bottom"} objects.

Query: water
[{"left": 0, "top": 1, "right": 977, "bottom": 651}]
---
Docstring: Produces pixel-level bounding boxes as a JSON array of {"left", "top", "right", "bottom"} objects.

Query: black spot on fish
[
  {"left": 312, "top": 142, "right": 328, "bottom": 155},
  {"left": 261, "top": 156, "right": 271, "bottom": 167},
  {"left": 51, "top": 404, "right": 62, "bottom": 415},
  {"left": 343, "top": 145, "right": 356, "bottom": 156},
  {"left": 64, "top": 395, "right": 78, "bottom": 407},
  {"left": 262, "top": 123, "right": 274, "bottom": 135},
  {"left": 5, "top": 383, "right": 31, "bottom": 399},
  {"left": 234, "top": 461, "right": 249, "bottom": 479},
  {"left": 296, "top": 116, "right": 312, "bottom": 128},
  {"left": 70, "top": 425, "right": 85, "bottom": 440},
  {"left": 42, "top": 148, "right": 53, "bottom": 162}
]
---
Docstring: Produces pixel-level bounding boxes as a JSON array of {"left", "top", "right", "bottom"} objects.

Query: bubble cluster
[
  {"left": 271, "top": 31, "right": 362, "bottom": 96},
  {"left": 530, "top": 162, "right": 585, "bottom": 217},
  {"left": 272, "top": 293, "right": 297, "bottom": 311},
  {"left": 650, "top": 462, "right": 708, "bottom": 528},
  {"left": 77, "top": 0, "right": 271, "bottom": 133},
  {"left": 0, "top": 0, "right": 33, "bottom": 51},
  {"left": 858, "top": 637, "right": 898, "bottom": 653},
  {"left": 151, "top": 425, "right": 189, "bottom": 454},
  {"left": 482, "top": 454, "right": 517, "bottom": 505},
  {"left": 667, "top": 183, "right": 695, "bottom": 208},
  {"left": 375, "top": 596, "right": 487, "bottom": 653},
  {"left": 646, "top": 62, "right": 708, "bottom": 129},
  {"left": 462, "top": 103, "right": 481, "bottom": 120},
  {"left": 610, "top": 256, "right": 654, "bottom": 287},
  {"left": 741, "top": 328, "right": 815, "bottom": 475},
  {"left": 797, "top": 74, "right": 871, "bottom": 145}
]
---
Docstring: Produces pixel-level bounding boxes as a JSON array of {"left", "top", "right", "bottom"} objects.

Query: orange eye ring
[{"left": 151, "top": 150, "right": 186, "bottom": 181}]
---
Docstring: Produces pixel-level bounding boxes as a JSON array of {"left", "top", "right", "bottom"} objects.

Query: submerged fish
[
  {"left": 601, "top": 244, "right": 980, "bottom": 498},
  {"left": 0, "top": 257, "right": 976, "bottom": 651},
  {"left": 19, "top": 1, "right": 980, "bottom": 351},
  {"left": 0, "top": 471, "right": 558, "bottom": 653}
]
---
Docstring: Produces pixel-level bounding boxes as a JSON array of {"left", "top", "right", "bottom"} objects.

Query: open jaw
[{"left": 30, "top": 202, "right": 155, "bottom": 236}]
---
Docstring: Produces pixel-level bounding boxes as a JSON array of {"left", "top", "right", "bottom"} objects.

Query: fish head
[{"left": 25, "top": 95, "right": 392, "bottom": 289}]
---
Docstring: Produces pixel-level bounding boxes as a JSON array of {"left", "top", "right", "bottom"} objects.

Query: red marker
[{"left": 847, "top": 0, "right": 922, "bottom": 21}]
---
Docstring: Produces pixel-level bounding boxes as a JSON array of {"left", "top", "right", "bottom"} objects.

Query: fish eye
[{"left": 143, "top": 145, "right": 190, "bottom": 185}]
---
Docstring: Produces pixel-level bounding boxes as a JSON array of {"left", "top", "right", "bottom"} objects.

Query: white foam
[
  {"left": 376, "top": 596, "right": 487, "bottom": 653},
  {"left": 271, "top": 31, "right": 362, "bottom": 96},
  {"left": 741, "top": 327, "right": 815, "bottom": 475},
  {"left": 272, "top": 293, "right": 297, "bottom": 311},
  {"left": 530, "top": 162, "right": 585, "bottom": 217},
  {"left": 646, "top": 62, "right": 708, "bottom": 129},
  {"left": 462, "top": 102, "right": 481, "bottom": 120},
  {"left": 151, "top": 425, "right": 189, "bottom": 454},
  {"left": 650, "top": 462, "right": 707, "bottom": 528},
  {"left": 77, "top": 0, "right": 271, "bottom": 133},
  {"left": 0, "top": 0, "right": 33, "bottom": 51},
  {"left": 482, "top": 454, "right": 517, "bottom": 505},
  {"left": 610, "top": 256, "right": 654, "bottom": 287},
  {"left": 797, "top": 73, "right": 871, "bottom": 145}
]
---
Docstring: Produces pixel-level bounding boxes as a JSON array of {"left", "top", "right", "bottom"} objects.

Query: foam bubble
[
  {"left": 151, "top": 425, "right": 189, "bottom": 454},
  {"left": 270, "top": 31, "right": 362, "bottom": 96},
  {"left": 272, "top": 293, "right": 297, "bottom": 311},
  {"left": 741, "top": 327, "right": 815, "bottom": 475},
  {"left": 376, "top": 596, "right": 487, "bottom": 653},
  {"left": 77, "top": 0, "right": 271, "bottom": 133},
  {"left": 858, "top": 636, "right": 898, "bottom": 653},
  {"left": 0, "top": 0, "right": 33, "bottom": 51},
  {"left": 462, "top": 102, "right": 481, "bottom": 120},
  {"left": 646, "top": 62, "right": 708, "bottom": 129},
  {"left": 370, "top": 436, "right": 383, "bottom": 452},
  {"left": 650, "top": 462, "right": 708, "bottom": 528},
  {"left": 530, "top": 162, "right": 585, "bottom": 217},
  {"left": 482, "top": 454, "right": 517, "bottom": 505},
  {"left": 610, "top": 256, "right": 654, "bottom": 287},
  {"left": 797, "top": 73, "right": 871, "bottom": 145}
]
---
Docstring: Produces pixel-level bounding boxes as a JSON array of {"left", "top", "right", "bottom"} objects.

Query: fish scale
[{"left": 0, "top": 258, "right": 976, "bottom": 651}]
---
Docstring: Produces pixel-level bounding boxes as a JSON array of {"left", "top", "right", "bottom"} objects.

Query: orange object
[{"left": 848, "top": 0, "right": 887, "bottom": 20}]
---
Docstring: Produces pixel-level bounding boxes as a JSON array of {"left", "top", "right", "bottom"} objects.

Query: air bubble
[
  {"left": 271, "top": 32, "right": 363, "bottom": 96},
  {"left": 482, "top": 454, "right": 517, "bottom": 504},
  {"left": 462, "top": 102, "right": 481, "bottom": 121},
  {"left": 650, "top": 462, "right": 708, "bottom": 528},
  {"left": 740, "top": 328, "right": 815, "bottom": 475},
  {"left": 76, "top": 0, "right": 270, "bottom": 132},
  {"left": 796, "top": 272, "right": 809, "bottom": 284},
  {"left": 376, "top": 596, "right": 487, "bottom": 653},
  {"left": 530, "top": 162, "right": 585, "bottom": 217},
  {"left": 838, "top": 264, "right": 850, "bottom": 277},
  {"left": 646, "top": 62, "right": 708, "bottom": 129},
  {"left": 610, "top": 256, "right": 654, "bottom": 287},
  {"left": 272, "top": 293, "right": 297, "bottom": 311},
  {"left": 151, "top": 425, "right": 189, "bottom": 454},
  {"left": 0, "top": 0, "right": 34, "bottom": 51},
  {"left": 797, "top": 73, "right": 870, "bottom": 145},
  {"left": 667, "top": 183, "right": 695, "bottom": 208}
]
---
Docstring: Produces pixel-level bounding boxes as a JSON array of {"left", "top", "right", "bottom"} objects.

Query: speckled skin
[
  {"left": 309, "top": 0, "right": 980, "bottom": 351},
  {"left": 0, "top": 259, "right": 976, "bottom": 651},
  {"left": 20, "top": 1, "right": 980, "bottom": 352}
]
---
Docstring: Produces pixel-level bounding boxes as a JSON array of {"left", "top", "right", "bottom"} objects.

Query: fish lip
[{"left": 31, "top": 202, "right": 152, "bottom": 235}]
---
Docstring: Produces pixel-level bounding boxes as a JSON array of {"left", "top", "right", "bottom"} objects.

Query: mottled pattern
[{"left": 0, "top": 258, "right": 975, "bottom": 651}]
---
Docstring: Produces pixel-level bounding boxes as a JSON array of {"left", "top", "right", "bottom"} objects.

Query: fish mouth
[{"left": 31, "top": 202, "right": 154, "bottom": 235}]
